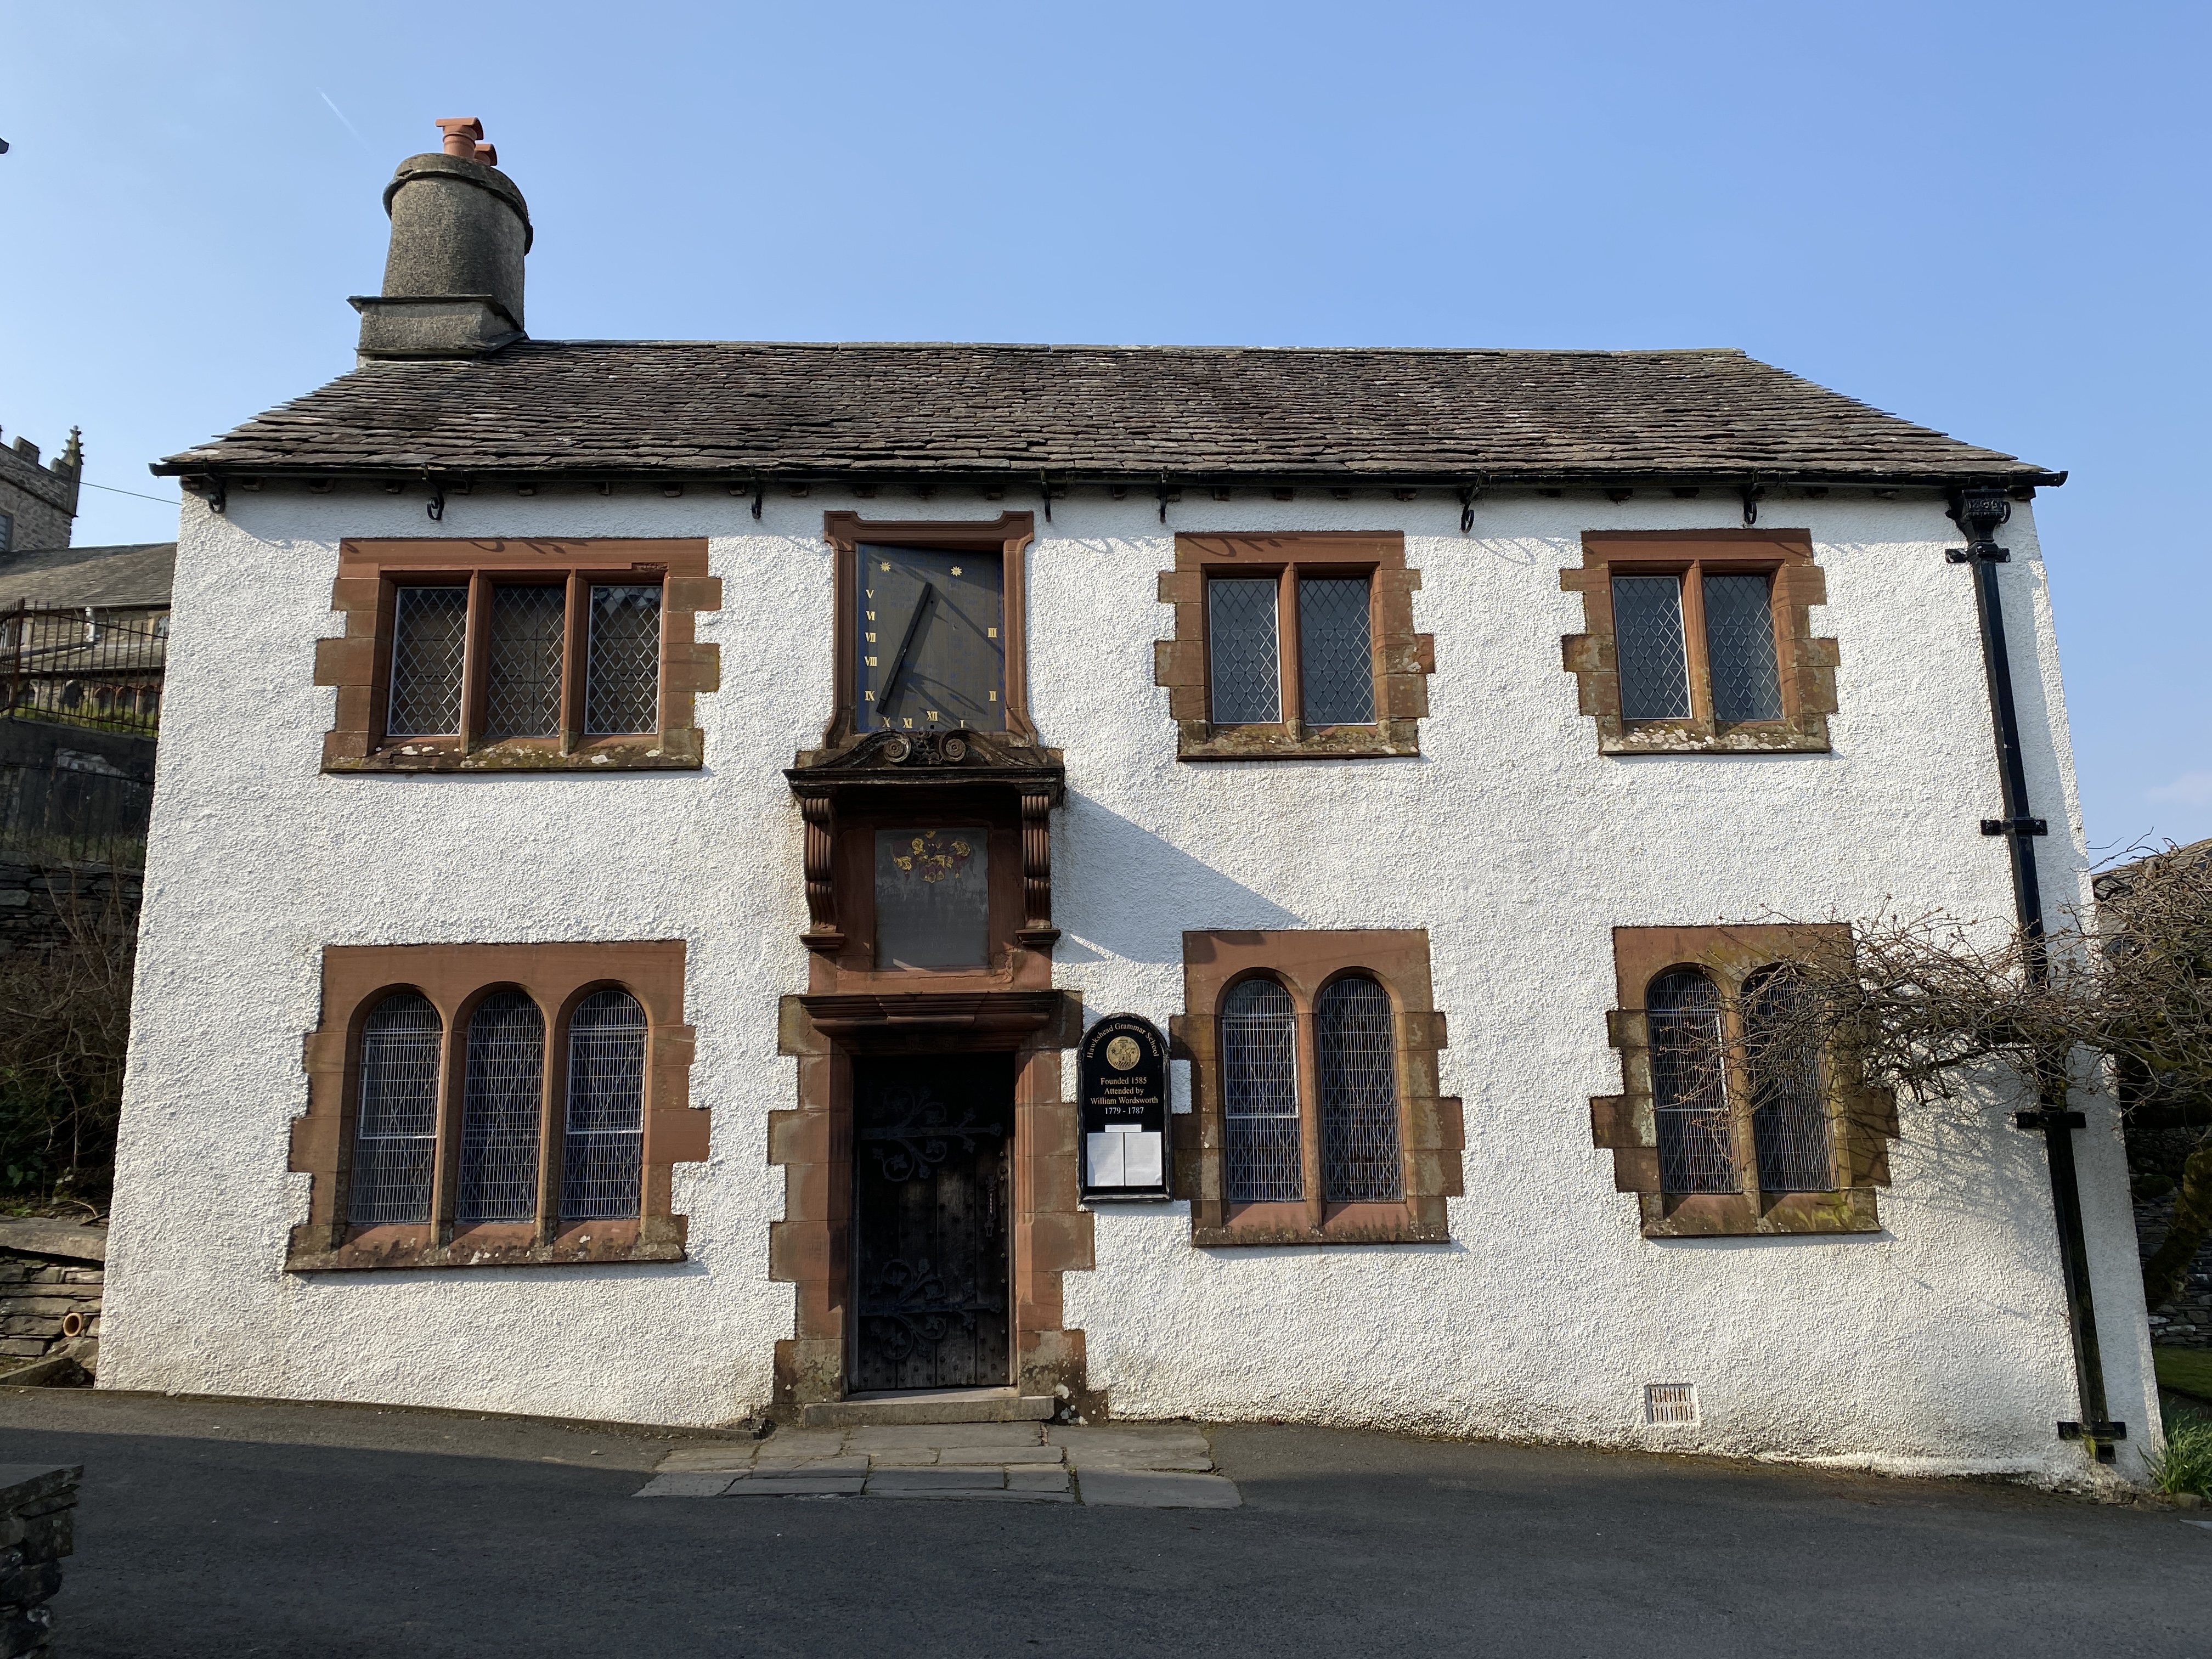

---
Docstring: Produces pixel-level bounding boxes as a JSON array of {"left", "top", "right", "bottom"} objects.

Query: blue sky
[{"left": 3, "top": 1, "right": 2206, "bottom": 853}]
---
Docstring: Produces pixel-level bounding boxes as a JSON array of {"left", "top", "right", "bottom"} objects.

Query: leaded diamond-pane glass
[
  {"left": 1207, "top": 579, "right": 1280, "bottom": 724},
  {"left": 1649, "top": 969, "right": 1737, "bottom": 1194},
  {"left": 1612, "top": 575, "right": 1691, "bottom": 720},
  {"left": 1318, "top": 976, "right": 1402, "bottom": 1201},
  {"left": 386, "top": 586, "right": 469, "bottom": 736},
  {"left": 1221, "top": 978, "right": 1301, "bottom": 1201},
  {"left": 1746, "top": 967, "right": 1832, "bottom": 1192},
  {"left": 562, "top": 989, "right": 646, "bottom": 1220},
  {"left": 1703, "top": 573, "right": 1784, "bottom": 723},
  {"left": 485, "top": 585, "right": 565, "bottom": 739},
  {"left": 458, "top": 990, "right": 545, "bottom": 1224},
  {"left": 1297, "top": 577, "right": 1375, "bottom": 725},
  {"left": 585, "top": 584, "right": 662, "bottom": 734},
  {"left": 348, "top": 991, "right": 441, "bottom": 1226}
]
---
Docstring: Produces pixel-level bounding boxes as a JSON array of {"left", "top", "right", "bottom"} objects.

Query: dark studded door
[{"left": 851, "top": 1054, "right": 1012, "bottom": 1393}]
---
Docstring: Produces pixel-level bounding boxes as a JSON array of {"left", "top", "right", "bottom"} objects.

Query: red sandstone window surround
[
  {"left": 1155, "top": 533, "right": 1433, "bottom": 761},
  {"left": 1171, "top": 930, "right": 1462, "bottom": 1245},
  {"left": 1561, "top": 531, "right": 1837, "bottom": 755},
  {"left": 315, "top": 538, "right": 720, "bottom": 772},
  {"left": 1590, "top": 925, "right": 1898, "bottom": 1238},
  {"left": 289, "top": 942, "right": 703, "bottom": 1271}
]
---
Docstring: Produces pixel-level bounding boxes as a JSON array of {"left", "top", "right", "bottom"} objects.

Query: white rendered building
[{"left": 103, "top": 124, "right": 2159, "bottom": 1482}]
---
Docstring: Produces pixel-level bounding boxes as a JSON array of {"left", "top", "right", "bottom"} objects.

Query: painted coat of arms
[{"left": 890, "top": 832, "right": 975, "bottom": 885}]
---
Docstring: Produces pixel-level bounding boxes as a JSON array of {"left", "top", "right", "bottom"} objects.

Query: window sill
[
  {"left": 323, "top": 729, "right": 704, "bottom": 774},
  {"left": 1175, "top": 719, "right": 1423, "bottom": 761},
  {"left": 1638, "top": 1187, "right": 1881, "bottom": 1238},
  {"left": 1192, "top": 1203, "right": 1448, "bottom": 1248},
  {"left": 1599, "top": 718, "right": 1830, "bottom": 756},
  {"left": 285, "top": 1217, "right": 686, "bottom": 1271}
]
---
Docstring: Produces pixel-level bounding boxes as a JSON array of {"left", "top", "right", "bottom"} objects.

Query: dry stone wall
[
  {"left": 2136, "top": 1190, "right": 2212, "bottom": 1350},
  {"left": 0, "top": 1465, "right": 77, "bottom": 1659}
]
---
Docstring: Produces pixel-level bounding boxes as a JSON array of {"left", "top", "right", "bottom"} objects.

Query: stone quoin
[{"left": 97, "top": 118, "right": 2160, "bottom": 1485}]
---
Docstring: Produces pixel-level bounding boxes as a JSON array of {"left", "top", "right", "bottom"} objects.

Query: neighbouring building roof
[
  {"left": 0, "top": 544, "right": 175, "bottom": 611},
  {"left": 153, "top": 342, "right": 2056, "bottom": 487}
]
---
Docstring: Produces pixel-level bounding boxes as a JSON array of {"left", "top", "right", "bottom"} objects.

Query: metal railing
[
  {"left": 1, "top": 602, "right": 168, "bottom": 737},
  {"left": 0, "top": 761, "right": 153, "bottom": 871}
]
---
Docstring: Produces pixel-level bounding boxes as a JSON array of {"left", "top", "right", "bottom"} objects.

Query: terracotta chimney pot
[{"left": 436, "top": 117, "right": 485, "bottom": 160}]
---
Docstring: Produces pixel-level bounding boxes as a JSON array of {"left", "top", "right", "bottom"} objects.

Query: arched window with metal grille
[
  {"left": 348, "top": 990, "right": 442, "bottom": 1226},
  {"left": 1221, "top": 978, "right": 1301, "bottom": 1202},
  {"left": 1745, "top": 966, "right": 1833, "bottom": 1192},
  {"left": 1648, "top": 968, "right": 1737, "bottom": 1194},
  {"left": 562, "top": 989, "right": 647, "bottom": 1220},
  {"left": 458, "top": 990, "right": 545, "bottom": 1224},
  {"left": 1317, "top": 975, "right": 1404, "bottom": 1201}
]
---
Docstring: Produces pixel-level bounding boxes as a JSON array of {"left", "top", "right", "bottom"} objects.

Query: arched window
[
  {"left": 349, "top": 991, "right": 442, "bottom": 1226},
  {"left": 1648, "top": 968, "right": 1736, "bottom": 1194},
  {"left": 1317, "top": 976, "right": 1404, "bottom": 1201},
  {"left": 458, "top": 990, "right": 545, "bottom": 1223},
  {"left": 1221, "top": 978, "right": 1301, "bottom": 1202},
  {"left": 562, "top": 989, "right": 647, "bottom": 1220},
  {"left": 1745, "top": 966, "right": 1832, "bottom": 1192}
]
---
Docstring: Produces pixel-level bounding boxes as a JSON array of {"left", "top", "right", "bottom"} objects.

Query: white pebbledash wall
[{"left": 100, "top": 486, "right": 2160, "bottom": 1483}]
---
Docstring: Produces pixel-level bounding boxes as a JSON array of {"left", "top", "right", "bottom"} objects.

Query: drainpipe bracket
[
  {"left": 1945, "top": 546, "right": 2011, "bottom": 563},
  {"left": 2057, "top": 1420, "right": 2126, "bottom": 1462},
  {"left": 2014, "top": 1109, "right": 2087, "bottom": 1132},
  {"left": 1981, "top": 816, "right": 2048, "bottom": 836}
]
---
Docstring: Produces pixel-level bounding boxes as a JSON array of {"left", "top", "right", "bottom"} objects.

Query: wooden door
[{"left": 851, "top": 1054, "right": 1012, "bottom": 1392}]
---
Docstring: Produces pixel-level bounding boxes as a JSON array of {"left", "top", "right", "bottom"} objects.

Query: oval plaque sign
[{"left": 1079, "top": 1012, "right": 1171, "bottom": 1201}]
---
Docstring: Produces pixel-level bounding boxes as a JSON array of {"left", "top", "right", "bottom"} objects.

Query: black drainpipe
[{"left": 1948, "top": 486, "right": 2123, "bottom": 1461}]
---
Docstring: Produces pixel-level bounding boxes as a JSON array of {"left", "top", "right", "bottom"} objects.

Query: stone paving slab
[
  {"left": 938, "top": 1445, "right": 1064, "bottom": 1466},
  {"left": 754, "top": 1455, "right": 870, "bottom": 1476},
  {"left": 867, "top": 1469, "right": 1006, "bottom": 1491},
  {"left": 657, "top": 1448, "right": 759, "bottom": 1474},
  {"left": 848, "top": 1423, "right": 1045, "bottom": 1450},
  {"left": 870, "top": 1488, "right": 1076, "bottom": 1503},
  {"left": 1065, "top": 1452, "right": 1216, "bottom": 1471},
  {"left": 1077, "top": 1471, "right": 1242, "bottom": 1508},
  {"left": 638, "top": 1419, "right": 1235, "bottom": 1505},
  {"left": 636, "top": 1472, "right": 736, "bottom": 1497},
  {"left": 1049, "top": 1427, "right": 1211, "bottom": 1453},
  {"left": 725, "top": 1477, "right": 869, "bottom": 1497}
]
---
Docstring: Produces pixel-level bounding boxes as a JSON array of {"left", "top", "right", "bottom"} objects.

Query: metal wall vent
[{"left": 1644, "top": 1383, "right": 1699, "bottom": 1426}]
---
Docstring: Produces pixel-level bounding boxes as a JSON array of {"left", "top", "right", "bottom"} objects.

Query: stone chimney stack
[{"left": 351, "top": 119, "right": 533, "bottom": 359}]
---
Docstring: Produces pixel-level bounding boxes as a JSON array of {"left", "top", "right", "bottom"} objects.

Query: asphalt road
[{"left": 0, "top": 1387, "right": 2203, "bottom": 1658}]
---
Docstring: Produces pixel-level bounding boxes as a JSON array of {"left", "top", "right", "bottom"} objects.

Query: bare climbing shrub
[
  {"left": 0, "top": 878, "right": 136, "bottom": 1207},
  {"left": 1733, "top": 841, "right": 2212, "bottom": 1317}
]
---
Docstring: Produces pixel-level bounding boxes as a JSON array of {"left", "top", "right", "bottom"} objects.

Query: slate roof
[
  {"left": 0, "top": 543, "right": 174, "bottom": 610},
  {"left": 155, "top": 341, "right": 2055, "bottom": 486}
]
